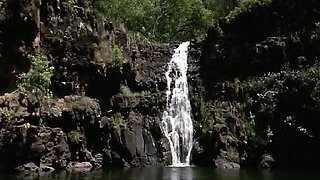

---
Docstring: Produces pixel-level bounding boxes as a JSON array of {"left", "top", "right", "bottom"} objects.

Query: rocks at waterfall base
[{"left": 0, "top": 90, "right": 169, "bottom": 173}]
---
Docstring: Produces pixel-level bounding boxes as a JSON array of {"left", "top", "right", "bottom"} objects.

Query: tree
[
  {"left": 202, "top": 0, "right": 239, "bottom": 18},
  {"left": 155, "top": 0, "right": 212, "bottom": 41},
  {"left": 95, "top": 0, "right": 212, "bottom": 42}
]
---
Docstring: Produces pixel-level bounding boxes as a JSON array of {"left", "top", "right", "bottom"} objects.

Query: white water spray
[{"left": 161, "top": 42, "right": 193, "bottom": 166}]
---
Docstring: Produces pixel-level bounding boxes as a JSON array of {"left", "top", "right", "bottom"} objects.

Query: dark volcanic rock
[
  {"left": 215, "top": 159, "right": 240, "bottom": 169},
  {"left": 0, "top": 0, "right": 176, "bottom": 172},
  {"left": 259, "top": 154, "right": 275, "bottom": 169},
  {"left": 67, "top": 162, "right": 93, "bottom": 172},
  {"left": 190, "top": 0, "right": 320, "bottom": 169},
  {"left": 0, "top": 90, "right": 169, "bottom": 171},
  {"left": 15, "top": 162, "right": 39, "bottom": 173}
]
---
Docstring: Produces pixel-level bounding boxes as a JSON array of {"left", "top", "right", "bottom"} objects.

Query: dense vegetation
[
  {"left": 93, "top": 0, "right": 245, "bottom": 42},
  {"left": 195, "top": 0, "right": 320, "bottom": 168}
]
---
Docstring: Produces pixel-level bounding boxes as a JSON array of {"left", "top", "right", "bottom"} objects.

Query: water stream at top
[{"left": 161, "top": 42, "right": 193, "bottom": 166}]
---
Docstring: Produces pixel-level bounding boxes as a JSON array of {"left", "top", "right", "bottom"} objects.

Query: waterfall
[{"left": 161, "top": 42, "right": 193, "bottom": 166}]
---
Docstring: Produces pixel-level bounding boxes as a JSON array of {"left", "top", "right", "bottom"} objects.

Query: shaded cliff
[{"left": 191, "top": 0, "right": 320, "bottom": 169}]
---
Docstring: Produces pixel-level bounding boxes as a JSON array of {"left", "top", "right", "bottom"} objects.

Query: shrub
[
  {"left": 108, "top": 113, "right": 122, "bottom": 127},
  {"left": 111, "top": 46, "right": 123, "bottom": 73},
  {"left": 119, "top": 84, "right": 145, "bottom": 96},
  {"left": 120, "top": 85, "right": 133, "bottom": 96},
  {"left": 1, "top": 105, "right": 15, "bottom": 122},
  {"left": 108, "top": 113, "right": 127, "bottom": 132},
  {"left": 17, "top": 54, "right": 54, "bottom": 101}
]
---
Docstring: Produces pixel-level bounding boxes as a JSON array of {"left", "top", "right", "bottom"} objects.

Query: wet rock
[
  {"left": 93, "top": 153, "right": 103, "bottom": 169},
  {"left": 259, "top": 154, "right": 275, "bottom": 169},
  {"left": 67, "top": 162, "right": 93, "bottom": 172},
  {"left": 123, "top": 124, "right": 144, "bottom": 158},
  {"left": 120, "top": 122, "right": 162, "bottom": 166},
  {"left": 143, "top": 130, "right": 158, "bottom": 156},
  {"left": 99, "top": 116, "right": 109, "bottom": 128},
  {"left": 39, "top": 165, "right": 55, "bottom": 173},
  {"left": 15, "top": 162, "right": 39, "bottom": 173},
  {"left": 214, "top": 124, "right": 229, "bottom": 135},
  {"left": 215, "top": 159, "right": 240, "bottom": 169}
]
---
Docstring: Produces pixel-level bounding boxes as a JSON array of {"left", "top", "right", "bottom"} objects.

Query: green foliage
[
  {"left": 244, "top": 111, "right": 256, "bottom": 139},
  {"left": 67, "top": 0, "right": 75, "bottom": 7},
  {"left": 203, "top": 65, "right": 320, "bottom": 165},
  {"left": 220, "top": 147, "right": 240, "bottom": 163},
  {"left": 226, "top": 0, "right": 272, "bottom": 22},
  {"left": 202, "top": 0, "right": 272, "bottom": 20},
  {"left": 119, "top": 84, "right": 145, "bottom": 96},
  {"left": 108, "top": 113, "right": 121, "bottom": 127},
  {"left": 95, "top": 0, "right": 212, "bottom": 42},
  {"left": 120, "top": 85, "right": 133, "bottom": 96},
  {"left": 211, "top": 101, "right": 231, "bottom": 123},
  {"left": 311, "top": 22, "right": 320, "bottom": 41},
  {"left": 1, "top": 106, "right": 15, "bottom": 121},
  {"left": 63, "top": 26, "right": 74, "bottom": 49},
  {"left": 17, "top": 54, "right": 54, "bottom": 101},
  {"left": 212, "top": 66, "right": 320, "bottom": 141},
  {"left": 111, "top": 46, "right": 123, "bottom": 72},
  {"left": 0, "top": 101, "right": 16, "bottom": 129},
  {"left": 195, "top": 95, "right": 213, "bottom": 133},
  {"left": 38, "top": 118, "right": 46, "bottom": 135},
  {"left": 202, "top": 0, "right": 239, "bottom": 18},
  {"left": 108, "top": 113, "right": 126, "bottom": 131},
  {"left": 67, "top": 0, "right": 76, "bottom": 13},
  {"left": 91, "top": 43, "right": 100, "bottom": 50},
  {"left": 22, "top": 123, "right": 31, "bottom": 130},
  {"left": 198, "top": 96, "right": 207, "bottom": 120}
]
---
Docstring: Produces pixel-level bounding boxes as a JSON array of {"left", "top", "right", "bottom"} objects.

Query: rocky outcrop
[
  {"left": 0, "top": 88, "right": 170, "bottom": 172},
  {"left": 0, "top": 92, "right": 99, "bottom": 171}
]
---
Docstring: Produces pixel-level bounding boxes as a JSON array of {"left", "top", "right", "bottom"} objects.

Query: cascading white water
[{"left": 161, "top": 42, "right": 193, "bottom": 166}]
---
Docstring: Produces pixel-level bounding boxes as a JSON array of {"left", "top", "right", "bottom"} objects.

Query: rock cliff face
[
  {"left": 0, "top": 0, "right": 177, "bottom": 172},
  {"left": 190, "top": 0, "right": 320, "bottom": 169}
]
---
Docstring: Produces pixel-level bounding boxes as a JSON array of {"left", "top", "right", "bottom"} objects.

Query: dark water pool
[{"left": 1, "top": 167, "right": 320, "bottom": 180}]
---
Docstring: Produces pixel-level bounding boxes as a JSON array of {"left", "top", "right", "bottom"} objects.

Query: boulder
[
  {"left": 215, "top": 159, "right": 240, "bottom": 169},
  {"left": 67, "top": 162, "right": 93, "bottom": 172}
]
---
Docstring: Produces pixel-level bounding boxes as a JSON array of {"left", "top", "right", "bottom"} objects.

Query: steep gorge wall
[
  {"left": 0, "top": 0, "right": 179, "bottom": 172},
  {"left": 191, "top": 0, "right": 320, "bottom": 169}
]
